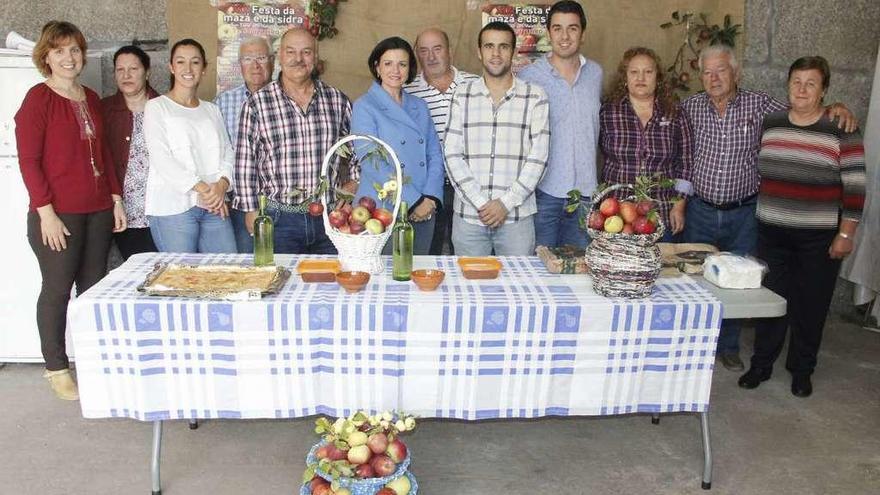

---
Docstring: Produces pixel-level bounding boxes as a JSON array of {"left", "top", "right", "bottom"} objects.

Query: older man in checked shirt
[
  {"left": 234, "top": 28, "right": 353, "bottom": 254},
  {"left": 444, "top": 22, "right": 550, "bottom": 256},
  {"left": 683, "top": 44, "right": 856, "bottom": 371}
]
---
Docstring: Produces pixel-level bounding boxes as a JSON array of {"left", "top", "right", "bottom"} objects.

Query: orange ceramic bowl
[
  {"left": 336, "top": 271, "right": 370, "bottom": 293},
  {"left": 411, "top": 269, "right": 445, "bottom": 291}
]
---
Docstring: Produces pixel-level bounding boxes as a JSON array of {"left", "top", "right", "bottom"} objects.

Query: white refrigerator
[{"left": 0, "top": 52, "right": 102, "bottom": 362}]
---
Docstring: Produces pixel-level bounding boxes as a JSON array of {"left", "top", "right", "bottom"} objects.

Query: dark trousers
[
  {"left": 429, "top": 183, "right": 455, "bottom": 255},
  {"left": 684, "top": 196, "right": 758, "bottom": 354},
  {"left": 114, "top": 227, "right": 157, "bottom": 260},
  {"left": 751, "top": 223, "right": 840, "bottom": 376},
  {"left": 268, "top": 207, "right": 336, "bottom": 254},
  {"left": 27, "top": 209, "right": 113, "bottom": 370}
]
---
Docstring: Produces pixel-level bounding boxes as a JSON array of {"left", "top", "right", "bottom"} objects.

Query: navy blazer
[{"left": 351, "top": 82, "right": 444, "bottom": 212}]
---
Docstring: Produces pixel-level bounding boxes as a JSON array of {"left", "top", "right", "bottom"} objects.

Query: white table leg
[
  {"left": 151, "top": 420, "right": 163, "bottom": 495},
  {"left": 700, "top": 411, "right": 712, "bottom": 489}
]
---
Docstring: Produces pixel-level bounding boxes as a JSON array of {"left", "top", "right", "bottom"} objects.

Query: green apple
[
  {"left": 385, "top": 475, "right": 411, "bottom": 495},
  {"left": 364, "top": 218, "right": 385, "bottom": 235},
  {"left": 347, "top": 430, "right": 368, "bottom": 447},
  {"left": 603, "top": 215, "right": 624, "bottom": 233}
]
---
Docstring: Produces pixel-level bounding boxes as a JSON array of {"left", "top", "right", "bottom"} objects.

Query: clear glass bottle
[
  {"left": 392, "top": 201, "right": 413, "bottom": 281},
  {"left": 253, "top": 194, "right": 274, "bottom": 266}
]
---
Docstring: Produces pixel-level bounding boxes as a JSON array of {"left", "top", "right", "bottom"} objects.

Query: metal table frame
[{"left": 144, "top": 279, "right": 784, "bottom": 494}]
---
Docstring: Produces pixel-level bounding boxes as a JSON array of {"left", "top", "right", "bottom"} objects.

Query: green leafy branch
[{"left": 660, "top": 11, "right": 742, "bottom": 93}]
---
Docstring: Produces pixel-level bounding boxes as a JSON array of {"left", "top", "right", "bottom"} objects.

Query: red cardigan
[
  {"left": 15, "top": 83, "right": 121, "bottom": 213},
  {"left": 101, "top": 86, "right": 159, "bottom": 185}
]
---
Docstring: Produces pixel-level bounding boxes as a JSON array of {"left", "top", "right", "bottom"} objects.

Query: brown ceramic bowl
[
  {"left": 411, "top": 269, "right": 445, "bottom": 291},
  {"left": 336, "top": 271, "right": 370, "bottom": 294}
]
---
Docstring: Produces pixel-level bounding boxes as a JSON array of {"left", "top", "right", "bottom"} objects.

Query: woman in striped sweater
[{"left": 738, "top": 56, "right": 865, "bottom": 397}]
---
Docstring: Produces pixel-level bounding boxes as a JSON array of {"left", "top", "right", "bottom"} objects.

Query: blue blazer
[{"left": 351, "top": 82, "right": 444, "bottom": 212}]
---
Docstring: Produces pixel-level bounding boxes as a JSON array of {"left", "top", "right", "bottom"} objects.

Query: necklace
[{"left": 73, "top": 99, "right": 100, "bottom": 177}]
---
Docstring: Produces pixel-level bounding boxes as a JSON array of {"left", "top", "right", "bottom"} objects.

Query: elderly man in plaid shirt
[
  {"left": 214, "top": 36, "right": 274, "bottom": 253},
  {"left": 234, "top": 28, "right": 353, "bottom": 254},
  {"left": 444, "top": 21, "right": 550, "bottom": 256},
  {"left": 682, "top": 44, "right": 856, "bottom": 371}
]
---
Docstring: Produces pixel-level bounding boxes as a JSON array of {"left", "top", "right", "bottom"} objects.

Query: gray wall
[{"left": 2, "top": 1, "right": 878, "bottom": 111}]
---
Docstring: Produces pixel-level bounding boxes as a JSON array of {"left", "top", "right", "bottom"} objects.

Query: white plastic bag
[{"left": 703, "top": 253, "right": 768, "bottom": 289}]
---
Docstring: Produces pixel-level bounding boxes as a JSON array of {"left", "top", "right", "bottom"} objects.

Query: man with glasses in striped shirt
[{"left": 444, "top": 22, "right": 550, "bottom": 256}]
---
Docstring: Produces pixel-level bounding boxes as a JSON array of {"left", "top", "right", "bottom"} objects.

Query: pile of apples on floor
[{"left": 588, "top": 197, "right": 659, "bottom": 235}]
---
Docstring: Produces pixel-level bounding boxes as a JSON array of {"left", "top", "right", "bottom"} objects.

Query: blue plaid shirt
[{"left": 214, "top": 84, "right": 250, "bottom": 148}]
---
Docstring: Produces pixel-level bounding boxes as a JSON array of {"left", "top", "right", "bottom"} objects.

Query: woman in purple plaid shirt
[{"left": 599, "top": 47, "right": 693, "bottom": 241}]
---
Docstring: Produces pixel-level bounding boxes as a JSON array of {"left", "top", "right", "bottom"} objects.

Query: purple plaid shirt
[
  {"left": 682, "top": 89, "right": 786, "bottom": 204},
  {"left": 600, "top": 98, "right": 693, "bottom": 223},
  {"left": 233, "top": 78, "right": 352, "bottom": 212}
]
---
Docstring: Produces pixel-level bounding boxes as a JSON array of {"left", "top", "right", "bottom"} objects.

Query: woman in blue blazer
[{"left": 352, "top": 36, "right": 445, "bottom": 254}]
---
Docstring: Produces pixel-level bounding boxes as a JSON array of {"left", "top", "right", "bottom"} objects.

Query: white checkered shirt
[{"left": 444, "top": 76, "right": 550, "bottom": 225}]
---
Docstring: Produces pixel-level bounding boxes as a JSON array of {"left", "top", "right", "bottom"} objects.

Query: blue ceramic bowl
[{"left": 300, "top": 470, "right": 418, "bottom": 495}]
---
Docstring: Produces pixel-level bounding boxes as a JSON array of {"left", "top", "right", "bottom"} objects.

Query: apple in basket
[
  {"left": 603, "top": 215, "right": 624, "bottom": 234},
  {"left": 310, "top": 476, "right": 331, "bottom": 495},
  {"left": 358, "top": 196, "right": 377, "bottom": 213},
  {"left": 636, "top": 199, "right": 654, "bottom": 216},
  {"left": 372, "top": 207, "right": 394, "bottom": 228},
  {"left": 375, "top": 489, "right": 396, "bottom": 495},
  {"left": 334, "top": 489, "right": 352, "bottom": 495},
  {"left": 371, "top": 454, "right": 397, "bottom": 477},
  {"left": 349, "top": 221, "right": 366, "bottom": 235},
  {"left": 367, "top": 432, "right": 389, "bottom": 454},
  {"left": 384, "top": 474, "right": 412, "bottom": 495},
  {"left": 355, "top": 463, "right": 375, "bottom": 479},
  {"left": 633, "top": 216, "right": 656, "bottom": 235},
  {"left": 599, "top": 197, "right": 620, "bottom": 217},
  {"left": 622, "top": 223, "right": 635, "bottom": 235},
  {"left": 587, "top": 211, "right": 605, "bottom": 230},
  {"left": 619, "top": 201, "right": 638, "bottom": 223},
  {"left": 365, "top": 218, "right": 385, "bottom": 235},
  {"left": 351, "top": 206, "right": 372, "bottom": 225},
  {"left": 348, "top": 430, "right": 368, "bottom": 447},
  {"left": 385, "top": 438, "right": 407, "bottom": 463},
  {"left": 328, "top": 210, "right": 348, "bottom": 228},
  {"left": 347, "top": 444, "right": 372, "bottom": 465}
]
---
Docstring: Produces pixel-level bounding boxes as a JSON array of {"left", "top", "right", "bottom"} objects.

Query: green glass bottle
[
  {"left": 253, "top": 194, "right": 274, "bottom": 266},
  {"left": 392, "top": 201, "right": 413, "bottom": 281}
]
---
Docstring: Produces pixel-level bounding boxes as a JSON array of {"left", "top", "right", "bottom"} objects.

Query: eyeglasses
[{"left": 241, "top": 55, "right": 270, "bottom": 65}]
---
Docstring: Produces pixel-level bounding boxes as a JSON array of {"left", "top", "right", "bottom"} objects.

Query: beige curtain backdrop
[{"left": 168, "top": 0, "right": 744, "bottom": 101}]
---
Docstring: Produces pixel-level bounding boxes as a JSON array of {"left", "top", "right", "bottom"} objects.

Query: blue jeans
[
  {"left": 383, "top": 217, "right": 435, "bottom": 256},
  {"left": 534, "top": 188, "right": 589, "bottom": 249},
  {"left": 452, "top": 216, "right": 535, "bottom": 256},
  {"left": 149, "top": 207, "right": 237, "bottom": 253},
  {"left": 230, "top": 208, "right": 254, "bottom": 254},
  {"left": 684, "top": 196, "right": 758, "bottom": 355},
  {"left": 269, "top": 207, "right": 336, "bottom": 254}
]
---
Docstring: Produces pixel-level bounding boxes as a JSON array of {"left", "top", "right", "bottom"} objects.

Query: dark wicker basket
[{"left": 585, "top": 184, "right": 665, "bottom": 298}]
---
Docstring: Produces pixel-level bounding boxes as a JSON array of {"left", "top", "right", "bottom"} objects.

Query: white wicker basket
[{"left": 319, "top": 134, "right": 403, "bottom": 274}]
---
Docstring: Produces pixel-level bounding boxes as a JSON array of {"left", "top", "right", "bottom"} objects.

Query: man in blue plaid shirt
[
  {"left": 444, "top": 22, "right": 550, "bottom": 256},
  {"left": 233, "top": 28, "right": 353, "bottom": 255},
  {"left": 215, "top": 36, "right": 274, "bottom": 253}
]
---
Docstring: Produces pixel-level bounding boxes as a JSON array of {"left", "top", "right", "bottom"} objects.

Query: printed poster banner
[
  {"left": 481, "top": 3, "right": 552, "bottom": 73},
  {"left": 213, "top": 0, "right": 309, "bottom": 94}
]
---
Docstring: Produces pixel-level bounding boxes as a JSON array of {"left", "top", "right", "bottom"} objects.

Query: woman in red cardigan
[
  {"left": 15, "top": 21, "right": 127, "bottom": 400},
  {"left": 102, "top": 45, "right": 160, "bottom": 259}
]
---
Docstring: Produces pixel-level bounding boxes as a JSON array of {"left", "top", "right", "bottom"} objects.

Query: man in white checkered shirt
[{"left": 444, "top": 21, "right": 550, "bottom": 256}]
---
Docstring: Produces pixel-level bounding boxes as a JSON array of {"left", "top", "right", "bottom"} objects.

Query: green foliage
[{"left": 659, "top": 10, "right": 742, "bottom": 94}]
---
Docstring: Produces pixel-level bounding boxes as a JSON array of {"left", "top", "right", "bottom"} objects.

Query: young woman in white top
[{"left": 143, "top": 38, "right": 236, "bottom": 253}]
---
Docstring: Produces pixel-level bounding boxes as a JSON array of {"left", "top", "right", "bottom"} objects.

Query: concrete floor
[{"left": 1, "top": 317, "right": 878, "bottom": 495}]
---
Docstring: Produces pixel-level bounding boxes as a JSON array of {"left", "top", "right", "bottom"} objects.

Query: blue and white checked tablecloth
[{"left": 68, "top": 253, "right": 722, "bottom": 421}]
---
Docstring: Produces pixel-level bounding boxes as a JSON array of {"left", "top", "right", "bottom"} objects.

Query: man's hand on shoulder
[{"left": 826, "top": 103, "right": 858, "bottom": 133}]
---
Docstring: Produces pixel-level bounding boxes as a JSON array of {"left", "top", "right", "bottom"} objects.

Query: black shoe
[
  {"left": 791, "top": 375, "right": 812, "bottom": 398},
  {"left": 718, "top": 353, "right": 745, "bottom": 371},
  {"left": 738, "top": 367, "right": 772, "bottom": 389}
]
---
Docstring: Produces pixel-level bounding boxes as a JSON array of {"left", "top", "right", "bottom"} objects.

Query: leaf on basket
[{"left": 302, "top": 464, "right": 316, "bottom": 483}]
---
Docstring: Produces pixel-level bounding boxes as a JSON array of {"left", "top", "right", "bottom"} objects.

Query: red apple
[
  {"left": 358, "top": 196, "right": 377, "bottom": 213},
  {"left": 619, "top": 201, "right": 638, "bottom": 223},
  {"left": 328, "top": 210, "right": 348, "bottom": 228},
  {"left": 604, "top": 215, "right": 624, "bottom": 233},
  {"left": 366, "top": 432, "right": 389, "bottom": 455},
  {"left": 337, "top": 223, "right": 351, "bottom": 234},
  {"left": 622, "top": 223, "right": 634, "bottom": 235},
  {"left": 326, "top": 444, "right": 348, "bottom": 461},
  {"left": 347, "top": 444, "right": 372, "bottom": 465},
  {"left": 364, "top": 218, "right": 385, "bottom": 235},
  {"left": 355, "top": 463, "right": 375, "bottom": 479},
  {"left": 385, "top": 439, "right": 407, "bottom": 463},
  {"left": 340, "top": 203, "right": 353, "bottom": 216},
  {"left": 599, "top": 197, "right": 620, "bottom": 217},
  {"left": 375, "top": 489, "right": 396, "bottom": 495},
  {"left": 636, "top": 199, "right": 654, "bottom": 216},
  {"left": 315, "top": 444, "right": 331, "bottom": 460},
  {"left": 372, "top": 208, "right": 394, "bottom": 228},
  {"left": 310, "top": 477, "right": 331, "bottom": 495},
  {"left": 633, "top": 217, "right": 656, "bottom": 234},
  {"left": 587, "top": 211, "right": 606, "bottom": 230},
  {"left": 647, "top": 210, "right": 661, "bottom": 226},
  {"left": 351, "top": 206, "right": 372, "bottom": 224},
  {"left": 308, "top": 202, "right": 324, "bottom": 217},
  {"left": 370, "top": 454, "right": 396, "bottom": 477},
  {"left": 349, "top": 221, "right": 365, "bottom": 235}
]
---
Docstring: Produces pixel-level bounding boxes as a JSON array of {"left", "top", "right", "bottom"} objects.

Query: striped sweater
[{"left": 756, "top": 111, "right": 865, "bottom": 229}]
